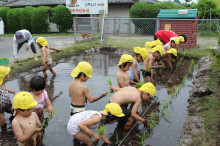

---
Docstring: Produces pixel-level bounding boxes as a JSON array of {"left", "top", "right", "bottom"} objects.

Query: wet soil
[{"left": 0, "top": 50, "right": 195, "bottom": 146}]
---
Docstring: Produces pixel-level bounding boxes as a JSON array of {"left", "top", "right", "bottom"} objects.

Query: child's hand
[
  {"left": 35, "top": 127, "right": 43, "bottom": 133},
  {"left": 102, "top": 92, "right": 108, "bottom": 97},
  {"left": 110, "top": 86, "right": 113, "bottom": 91},
  {"left": 140, "top": 68, "right": 145, "bottom": 71},
  {"left": 93, "top": 133, "right": 101, "bottom": 141},
  {"left": 143, "top": 119, "right": 150, "bottom": 127}
]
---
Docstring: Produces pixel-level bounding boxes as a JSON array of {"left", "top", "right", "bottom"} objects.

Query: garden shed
[{"left": 157, "top": 9, "right": 198, "bottom": 48}]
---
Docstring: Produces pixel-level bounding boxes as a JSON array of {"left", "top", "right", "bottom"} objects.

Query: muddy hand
[
  {"left": 143, "top": 119, "right": 150, "bottom": 127},
  {"left": 26, "top": 45, "right": 30, "bottom": 51},
  {"left": 93, "top": 133, "right": 101, "bottom": 141},
  {"left": 36, "top": 127, "right": 43, "bottom": 133}
]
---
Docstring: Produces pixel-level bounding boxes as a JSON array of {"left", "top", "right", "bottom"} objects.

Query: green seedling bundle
[
  {"left": 106, "top": 78, "right": 113, "bottom": 93},
  {"left": 98, "top": 125, "right": 106, "bottom": 135},
  {"left": 136, "top": 81, "right": 145, "bottom": 88}
]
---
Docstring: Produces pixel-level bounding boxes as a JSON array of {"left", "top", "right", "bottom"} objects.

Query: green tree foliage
[
  {"left": 51, "top": 5, "right": 73, "bottom": 33},
  {"left": 31, "top": 6, "right": 50, "bottom": 33},
  {"left": 197, "top": 0, "right": 220, "bottom": 19},
  {"left": 20, "top": 6, "right": 35, "bottom": 31},
  {"left": 0, "top": 7, "right": 11, "bottom": 33},
  {"left": 6, "top": 8, "right": 23, "bottom": 33}
]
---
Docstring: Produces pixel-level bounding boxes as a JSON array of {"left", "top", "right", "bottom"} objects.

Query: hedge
[
  {"left": 52, "top": 5, "right": 73, "bottom": 33},
  {"left": 20, "top": 6, "right": 35, "bottom": 31},
  {"left": 31, "top": 6, "right": 51, "bottom": 33},
  {"left": 6, "top": 8, "right": 23, "bottom": 33}
]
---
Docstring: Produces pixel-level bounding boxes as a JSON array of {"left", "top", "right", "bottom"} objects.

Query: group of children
[{"left": 0, "top": 32, "right": 187, "bottom": 145}]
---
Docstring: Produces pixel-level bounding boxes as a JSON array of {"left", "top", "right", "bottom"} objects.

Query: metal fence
[{"left": 73, "top": 17, "right": 220, "bottom": 49}]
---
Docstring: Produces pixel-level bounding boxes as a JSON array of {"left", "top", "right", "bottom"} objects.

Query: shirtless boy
[
  {"left": 143, "top": 45, "right": 164, "bottom": 83},
  {"left": 12, "top": 91, "right": 42, "bottom": 146},
  {"left": 69, "top": 61, "right": 108, "bottom": 116},
  {"left": 110, "top": 82, "right": 156, "bottom": 130},
  {"left": 161, "top": 48, "right": 178, "bottom": 70}
]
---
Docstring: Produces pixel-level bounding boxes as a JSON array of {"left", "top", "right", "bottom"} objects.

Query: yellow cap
[
  {"left": 153, "top": 39, "right": 162, "bottom": 46},
  {"left": 36, "top": 37, "right": 48, "bottom": 47},
  {"left": 150, "top": 45, "right": 164, "bottom": 56},
  {"left": 71, "top": 61, "right": 93, "bottom": 78},
  {"left": 118, "top": 54, "right": 133, "bottom": 66},
  {"left": 171, "top": 38, "right": 179, "bottom": 45},
  {"left": 0, "top": 66, "right": 10, "bottom": 85},
  {"left": 134, "top": 47, "right": 148, "bottom": 61},
  {"left": 167, "top": 48, "right": 177, "bottom": 56},
  {"left": 13, "top": 91, "right": 37, "bottom": 109},
  {"left": 178, "top": 36, "right": 184, "bottom": 42},
  {"left": 138, "top": 82, "right": 156, "bottom": 96},
  {"left": 145, "top": 42, "right": 154, "bottom": 49},
  {"left": 101, "top": 103, "right": 125, "bottom": 117}
]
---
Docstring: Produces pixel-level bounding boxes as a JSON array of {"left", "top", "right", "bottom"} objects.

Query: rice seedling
[
  {"left": 188, "top": 59, "right": 195, "bottom": 73},
  {"left": 98, "top": 125, "right": 106, "bottom": 135},
  {"left": 148, "top": 113, "right": 159, "bottom": 130},
  {"left": 136, "top": 81, "right": 145, "bottom": 88},
  {"left": 115, "top": 133, "right": 120, "bottom": 145},
  {"left": 41, "top": 107, "right": 59, "bottom": 130},
  {"left": 106, "top": 78, "right": 112, "bottom": 86},
  {"left": 168, "top": 98, "right": 173, "bottom": 104},
  {"left": 140, "top": 131, "right": 149, "bottom": 146},
  {"left": 164, "top": 110, "right": 172, "bottom": 118}
]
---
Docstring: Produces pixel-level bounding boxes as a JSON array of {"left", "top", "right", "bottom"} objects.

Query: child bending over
[
  {"left": 30, "top": 75, "right": 53, "bottom": 120},
  {"left": 161, "top": 48, "right": 179, "bottom": 70},
  {"left": 36, "top": 37, "right": 60, "bottom": 78},
  {"left": 69, "top": 61, "right": 108, "bottom": 116},
  {"left": 163, "top": 37, "right": 179, "bottom": 53},
  {"left": 143, "top": 45, "right": 164, "bottom": 83},
  {"left": 12, "top": 91, "right": 42, "bottom": 146}
]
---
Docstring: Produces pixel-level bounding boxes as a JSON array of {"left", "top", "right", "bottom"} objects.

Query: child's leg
[
  {"left": 0, "top": 113, "right": 7, "bottom": 129},
  {"left": 74, "top": 131, "right": 93, "bottom": 146},
  {"left": 42, "top": 64, "right": 48, "bottom": 78},
  {"left": 48, "top": 65, "right": 56, "bottom": 76}
]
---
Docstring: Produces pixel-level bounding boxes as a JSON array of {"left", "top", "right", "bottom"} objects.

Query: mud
[{"left": 178, "top": 57, "right": 213, "bottom": 145}]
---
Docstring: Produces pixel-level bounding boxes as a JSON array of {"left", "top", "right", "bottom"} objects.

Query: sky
[{"left": 158, "top": 0, "right": 198, "bottom": 4}]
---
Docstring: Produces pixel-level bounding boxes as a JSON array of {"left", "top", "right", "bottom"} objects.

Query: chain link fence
[{"left": 73, "top": 17, "right": 220, "bottom": 49}]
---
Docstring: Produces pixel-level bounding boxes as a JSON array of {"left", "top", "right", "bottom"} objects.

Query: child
[
  {"left": 67, "top": 103, "right": 125, "bottom": 146},
  {"left": 109, "top": 82, "right": 156, "bottom": 130},
  {"left": 12, "top": 91, "right": 42, "bottom": 146},
  {"left": 0, "top": 66, "right": 14, "bottom": 130},
  {"left": 129, "top": 47, "right": 148, "bottom": 83},
  {"left": 35, "top": 37, "right": 60, "bottom": 78},
  {"left": 143, "top": 45, "right": 164, "bottom": 83},
  {"left": 69, "top": 61, "right": 108, "bottom": 116},
  {"left": 163, "top": 37, "right": 179, "bottom": 53},
  {"left": 30, "top": 75, "right": 53, "bottom": 120},
  {"left": 161, "top": 48, "right": 178, "bottom": 70}
]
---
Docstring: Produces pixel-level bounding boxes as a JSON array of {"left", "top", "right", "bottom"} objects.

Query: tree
[
  {"left": 197, "top": 0, "right": 220, "bottom": 19},
  {"left": 20, "top": 6, "right": 35, "bottom": 31}
]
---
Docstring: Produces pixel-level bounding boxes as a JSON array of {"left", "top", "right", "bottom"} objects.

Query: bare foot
[{"left": 14, "top": 58, "right": 18, "bottom": 63}]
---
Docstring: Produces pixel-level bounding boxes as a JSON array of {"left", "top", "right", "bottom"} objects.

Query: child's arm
[
  {"left": 110, "top": 85, "right": 121, "bottom": 92},
  {"left": 78, "top": 114, "right": 101, "bottom": 141},
  {"left": 117, "top": 75, "right": 125, "bottom": 88},
  {"left": 84, "top": 86, "right": 108, "bottom": 103},
  {"left": 101, "top": 135, "right": 111, "bottom": 144},
  {"left": 148, "top": 56, "right": 162, "bottom": 69},
  {"left": 12, "top": 118, "right": 42, "bottom": 143},
  {"left": 49, "top": 46, "right": 60, "bottom": 52},
  {"left": 8, "top": 89, "right": 15, "bottom": 94},
  {"left": 131, "top": 62, "right": 140, "bottom": 82},
  {"left": 45, "top": 98, "right": 53, "bottom": 117},
  {"left": 129, "top": 80, "right": 136, "bottom": 85}
]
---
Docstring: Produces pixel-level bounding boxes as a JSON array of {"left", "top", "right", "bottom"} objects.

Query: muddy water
[{"left": 0, "top": 51, "right": 195, "bottom": 146}]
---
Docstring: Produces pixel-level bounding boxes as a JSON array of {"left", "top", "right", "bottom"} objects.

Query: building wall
[{"left": 107, "top": 5, "right": 130, "bottom": 18}]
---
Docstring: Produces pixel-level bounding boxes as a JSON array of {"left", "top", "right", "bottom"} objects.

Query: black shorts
[{"left": 142, "top": 70, "right": 151, "bottom": 78}]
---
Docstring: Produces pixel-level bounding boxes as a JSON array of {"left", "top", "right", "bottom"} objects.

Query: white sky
[{"left": 158, "top": 0, "right": 198, "bottom": 4}]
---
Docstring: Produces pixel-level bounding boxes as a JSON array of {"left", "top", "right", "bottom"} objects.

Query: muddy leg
[
  {"left": 74, "top": 131, "right": 93, "bottom": 146},
  {"left": 42, "top": 64, "right": 48, "bottom": 78},
  {"left": 48, "top": 65, "right": 56, "bottom": 76},
  {"left": 0, "top": 113, "right": 7, "bottom": 130}
]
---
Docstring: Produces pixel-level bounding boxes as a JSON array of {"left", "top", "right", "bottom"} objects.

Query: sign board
[
  {"left": 178, "top": 10, "right": 188, "bottom": 15},
  {"left": 66, "top": 0, "right": 108, "bottom": 14}
]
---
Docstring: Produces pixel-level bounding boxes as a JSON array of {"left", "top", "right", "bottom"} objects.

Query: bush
[
  {"left": 20, "top": 6, "right": 35, "bottom": 31},
  {"left": 31, "top": 6, "right": 50, "bottom": 33},
  {"left": 52, "top": 5, "right": 73, "bottom": 33},
  {"left": 6, "top": 8, "right": 23, "bottom": 33},
  {"left": 197, "top": 0, "right": 220, "bottom": 19},
  {"left": 0, "top": 7, "right": 11, "bottom": 33}
]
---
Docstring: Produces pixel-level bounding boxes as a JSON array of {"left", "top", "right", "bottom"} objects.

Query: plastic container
[{"left": 0, "top": 58, "right": 9, "bottom": 65}]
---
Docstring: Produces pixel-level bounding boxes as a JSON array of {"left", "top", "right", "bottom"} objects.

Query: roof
[
  {"left": 1, "top": 0, "right": 138, "bottom": 7},
  {"left": 157, "top": 9, "right": 198, "bottom": 19}
]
